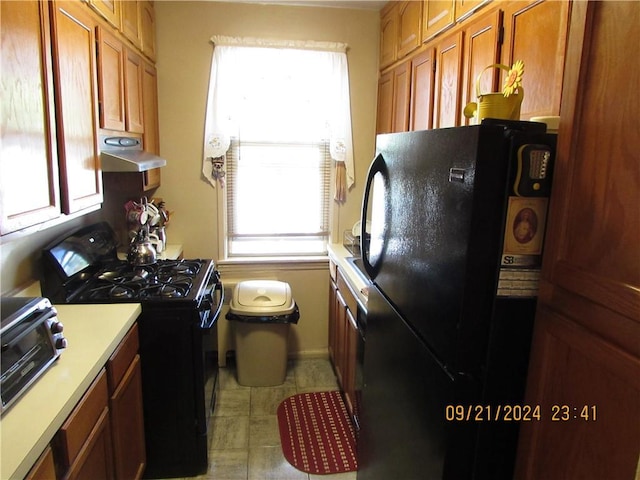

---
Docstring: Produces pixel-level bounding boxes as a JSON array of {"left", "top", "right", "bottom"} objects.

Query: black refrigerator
[{"left": 357, "top": 120, "right": 555, "bottom": 480}]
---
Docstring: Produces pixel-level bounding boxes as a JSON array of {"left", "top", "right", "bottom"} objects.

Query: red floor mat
[{"left": 277, "top": 391, "right": 358, "bottom": 475}]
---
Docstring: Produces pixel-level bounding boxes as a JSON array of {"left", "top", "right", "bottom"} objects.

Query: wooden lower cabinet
[
  {"left": 107, "top": 325, "right": 146, "bottom": 480},
  {"left": 328, "top": 264, "right": 360, "bottom": 422},
  {"left": 53, "top": 369, "right": 114, "bottom": 480},
  {"left": 25, "top": 447, "right": 57, "bottom": 480},
  {"left": 514, "top": 1, "right": 640, "bottom": 478},
  {"left": 45, "top": 324, "right": 145, "bottom": 480}
]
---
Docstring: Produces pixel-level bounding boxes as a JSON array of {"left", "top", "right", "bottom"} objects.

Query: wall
[{"left": 153, "top": 1, "right": 380, "bottom": 359}]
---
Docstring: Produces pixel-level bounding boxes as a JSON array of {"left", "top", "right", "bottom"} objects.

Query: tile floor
[{"left": 184, "top": 358, "right": 358, "bottom": 480}]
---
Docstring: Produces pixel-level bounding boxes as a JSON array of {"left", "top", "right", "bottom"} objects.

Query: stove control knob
[
  {"left": 55, "top": 337, "right": 68, "bottom": 350},
  {"left": 50, "top": 321, "right": 64, "bottom": 334}
]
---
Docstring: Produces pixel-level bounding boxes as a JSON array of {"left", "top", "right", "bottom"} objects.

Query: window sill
[{"left": 217, "top": 255, "right": 329, "bottom": 273}]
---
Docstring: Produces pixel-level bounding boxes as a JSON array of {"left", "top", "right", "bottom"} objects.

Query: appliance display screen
[{"left": 50, "top": 243, "right": 91, "bottom": 278}]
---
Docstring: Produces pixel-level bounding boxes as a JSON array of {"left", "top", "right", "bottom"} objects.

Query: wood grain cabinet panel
[
  {"left": 124, "top": 49, "right": 144, "bottom": 134},
  {"left": 422, "top": 0, "right": 456, "bottom": 42},
  {"left": 460, "top": 8, "right": 502, "bottom": 125},
  {"left": 391, "top": 61, "right": 411, "bottom": 133},
  {"left": 140, "top": 0, "right": 156, "bottom": 61},
  {"left": 409, "top": 48, "right": 435, "bottom": 131},
  {"left": 142, "top": 62, "right": 161, "bottom": 189},
  {"left": 50, "top": 0, "right": 103, "bottom": 214},
  {"left": 97, "top": 28, "right": 126, "bottom": 132},
  {"left": 0, "top": 0, "right": 61, "bottom": 235},
  {"left": 121, "top": 0, "right": 142, "bottom": 50},
  {"left": 25, "top": 447, "right": 56, "bottom": 480},
  {"left": 379, "top": 3, "right": 398, "bottom": 69},
  {"left": 455, "top": 0, "right": 491, "bottom": 21},
  {"left": 376, "top": 70, "right": 394, "bottom": 134},
  {"left": 87, "top": 0, "right": 121, "bottom": 29},
  {"left": 515, "top": 2, "right": 640, "bottom": 478},
  {"left": 501, "top": 0, "right": 570, "bottom": 119},
  {"left": 396, "top": 1, "right": 423, "bottom": 59},
  {"left": 433, "top": 30, "right": 463, "bottom": 128}
]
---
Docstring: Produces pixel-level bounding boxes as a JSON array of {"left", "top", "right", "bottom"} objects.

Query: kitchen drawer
[
  {"left": 55, "top": 369, "right": 109, "bottom": 467},
  {"left": 106, "top": 324, "right": 139, "bottom": 391}
]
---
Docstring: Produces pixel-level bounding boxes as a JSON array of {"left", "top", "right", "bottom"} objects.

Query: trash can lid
[{"left": 229, "top": 280, "right": 296, "bottom": 316}]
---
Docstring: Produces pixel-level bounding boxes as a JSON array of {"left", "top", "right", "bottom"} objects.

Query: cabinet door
[
  {"left": 50, "top": 0, "right": 103, "bottom": 214},
  {"left": 397, "top": 1, "right": 423, "bottom": 59},
  {"left": 334, "top": 290, "right": 348, "bottom": 388},
  {"left": 433, "top": 30, "right": 463, "bottom": 129},
  {"left": 125, "top": 50, "right": 144, "bottom": 134},
  {"left": 376, "top": 71, "right": 393, "bottom": 134},
  {"left": 391, "top": 61, "right": 411, "bottom": 133},
  {"left": 121, "top": 0, "right": 142, "bottom": 50},
  {"left": 343, "top": 308, "right": 358, "bottom": 419},
  {"left": 88, "top": 0, "right": 121, "bottom": 29},
  {"left": 422, "top": 0, "right": 455, "bottom": 42},
  {"left": 455, "top": 0, "right": 490, "bottom": 21},
  {"left": 379, "top": 3, "right": 398, "bottom": 69},
  {"left": 460, "top": 8, "right": 502, "bottom": 125},
  {"left": 1, "top": 0, "right": 61, "bottom": 235},
  {"left": 409, "top": 48, "right": 435, "bottom": 131},
  {"left": 65, "top": 408, "right": 114, "bottom": 480},
  {"left": 97, "top": 28, "right": 126, "bottom": 132},
  {"left": 110, "top": 355, "right": 146, "bottom": 480},
  {"left": 142, "top": 62, "right": 161, "bottom": 190},
  {"left": 25, "top": 447, "right": 56, "bottom": 480},
  {"left": 140, "top": 0, "right": 156, "bottom": 62},
  {"left": 328, "top": 279, "right": 338, "bottom": 364},
  {"left": 501, "top": 0, "right": 570, "bottom": 119},
  {"left": 515, "top": 2, "right": 640, "bottom": 478}
]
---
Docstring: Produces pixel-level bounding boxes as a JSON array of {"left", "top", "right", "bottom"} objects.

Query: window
[{"left": 203, "top": 36, "right": 354, "bottom": 258}]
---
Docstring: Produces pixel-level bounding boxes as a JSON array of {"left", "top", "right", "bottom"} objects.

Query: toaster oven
[{"left": 1, "top": 297, "right": 67, "bottom": 414}]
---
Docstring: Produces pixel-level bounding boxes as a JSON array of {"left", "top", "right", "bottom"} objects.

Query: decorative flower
[{"left": 503, "top": 60, "right": 524, "bottom": 97}]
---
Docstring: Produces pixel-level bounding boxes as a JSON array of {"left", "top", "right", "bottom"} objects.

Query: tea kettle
[{"left": 128, "top": 226, "right": 157, "bottom": 266}]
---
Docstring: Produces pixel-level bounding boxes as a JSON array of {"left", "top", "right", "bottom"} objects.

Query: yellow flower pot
[{"left": 464, "top": 64, "right": 524, "bottom": 122}]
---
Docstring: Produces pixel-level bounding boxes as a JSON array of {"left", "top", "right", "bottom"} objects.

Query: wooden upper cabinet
[
  {"left": 142, "top": 62, "right": 161, "bottom": 189},
  {"left": 141, "top": 0, "right": 156, "bottom": 61},
  {"left": 121, "top": 0, "right": 142, "bottom": 51},
  {"left": 455, "top": 0, "right": 491, "bottom": 21},
  {"left": 515, "top": 2, "right": 640, "bottom": 478},
  {"left": 50, "top": 0, "right": 103, "bottom": 214},
  {"left": 379, "top": 3, "right": 398, "bottom": 69},
  {"left": 391, "top": 61, "right": 411, "bottom": 133},
  {"left": 460, "top": 8, "right": 502, "bottom": 125},
  {"left": 501, "top": 0, "right": 570, "bottom": 119},
  {"left": 396, "top": 1, "right": 423, "bottom": 59},
  {"left": 422, "top": 0, "right": 456, "bottom": 43},
  {"left": 0, "top": 0, "right": 61, "bottom": 235},
  {"left": 125, "top": 49, "right": 144, "bottom": 134},
  {"left": 97, "top": 28, "right": 126, "bottom": 131},
  {"left": 87, "top": 0, "right": 121, "bottom": 29},
  {"left": 409, "top": 48, "right": 435, "bottom": 131},
  {"left": 376, "top": 70, "right": 394, "bottom": 134},
  {"left": 433, "top": 30, "right": 463, "bottom": 129}
]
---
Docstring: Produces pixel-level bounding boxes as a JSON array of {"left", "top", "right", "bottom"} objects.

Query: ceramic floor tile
[
  {"left": 248, "top": 446, "right": 308, "bottom": 480},
  {"left": 250, "top": 385, "right": 298, "bottom": 416},
  {"left": 214, "top": 388, "right": 251, "bottom": 417},
  {"left": 210, "top": 415, "right": 249, "bottom": 450},
  {"left": 249, "top": 415, "right": 281, "bottom": 448},
  {"left": 219, "top": 366, "right": 251, "bottom": 391},
  {"left": 198, "top": 449, "right": 248, "bottom": 480},
  {"left": 293, "top": 358, "right": 339, "bottom": 390}
]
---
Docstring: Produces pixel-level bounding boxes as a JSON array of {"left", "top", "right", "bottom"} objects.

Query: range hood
[{"left": 100, "top": 135, "right": 167, "bottom": 172}]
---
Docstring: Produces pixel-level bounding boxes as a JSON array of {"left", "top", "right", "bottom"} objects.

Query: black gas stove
[{"left": 41, "top": 222, "right": 222, "bottom": 478}]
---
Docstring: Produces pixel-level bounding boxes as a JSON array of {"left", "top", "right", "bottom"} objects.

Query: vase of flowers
[{"left": 463, "top": 61, "right": 525, "bottom": 122}]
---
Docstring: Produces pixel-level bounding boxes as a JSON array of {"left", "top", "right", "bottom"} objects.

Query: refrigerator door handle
[
  {"left": 361, "top": 153, "right": 387, "bottom": 279},
  {"left": 449, "top": 168, "right": 466, "bottom": 183}
]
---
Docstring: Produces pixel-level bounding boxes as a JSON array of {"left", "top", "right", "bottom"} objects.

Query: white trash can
[{"left": 226, "top": 280, "right": 299, "bottom": 386}]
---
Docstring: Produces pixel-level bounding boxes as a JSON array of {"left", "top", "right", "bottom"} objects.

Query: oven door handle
[{"left": 201, "top": 281, "right": 224, "bottom": 330}]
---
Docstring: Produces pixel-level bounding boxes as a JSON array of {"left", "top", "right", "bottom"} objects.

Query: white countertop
[
  {"left": 0, "top": 303, "right": 142, "bottom": 480},
  {"left": 327, "top": 243, "right": 370, "bottom": 309}
]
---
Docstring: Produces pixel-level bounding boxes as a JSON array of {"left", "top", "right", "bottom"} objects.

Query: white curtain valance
[
  {"left": 202, "top": 37, "right": 355, "bottom": 198},
  {"left": 209, "top": 35, "right": 349, "bottom": 53}
]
